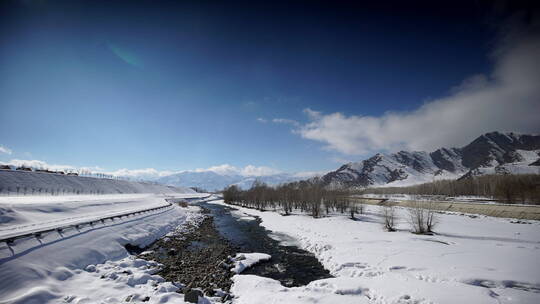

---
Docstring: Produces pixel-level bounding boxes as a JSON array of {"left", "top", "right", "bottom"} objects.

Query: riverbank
[
  {"left": 126, "top": 202, "right": 331, "bottom": 302},
  {"left": 216, "top": 200, "right": 540, "bottom": 304}
]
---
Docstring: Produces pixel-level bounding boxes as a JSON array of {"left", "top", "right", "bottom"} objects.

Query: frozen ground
[
  {"left": 212, "top": 201, "right": 540, "bottom": 304},
  {"left": 0, "top": 193, "right": 208, "bottom": 304}
]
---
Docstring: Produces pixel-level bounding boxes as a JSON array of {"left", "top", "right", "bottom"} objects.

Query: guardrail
[{"left": 0, "top": 202, "right": 174, "bottom": 246}]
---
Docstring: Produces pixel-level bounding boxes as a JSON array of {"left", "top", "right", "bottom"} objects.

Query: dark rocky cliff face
[
  {"left": 460, "top": 132, "right": 540, "bottom": 169},
  {"left": 430, "top": 148, "right": 463, "bottom": 172}
]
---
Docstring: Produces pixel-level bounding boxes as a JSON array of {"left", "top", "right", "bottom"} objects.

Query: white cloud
[
  {"left": 272, "top": 118, "right": 300, "bottom": 127},
  {"left": 330, "top": 156, "right": 355, "bottom": 164},
  {"left": 104, "top": 168, "right": 178, "bottom": 179},
  {"left": 2, "top": 159, "right": 77, "bottom": 171},
  {"left": 194, "top": 164, "right": 240, "bottom": 175},
  {"left": 292, "top": 170, "right": 328, "bottom": 178},
  {"left": 296, "top": 30, "right": 540, "bottom": 155},
  {"left": 193, "top": 164, "right": 282, "bottom": 176},
  {"left": 0, "top": 145, "right": 12, "bottom": 155},
  {"left": 256, "top": 118, "right": 268, "bottom": 123},
  {"left": 0, "top": 159, "right": 170, "bottom": 179},
  {"left": 240, "top": 165, "right": 281, "bottom": 176},
  {"left": 0, "top": 158, "right": 287, "bottom": 180}
]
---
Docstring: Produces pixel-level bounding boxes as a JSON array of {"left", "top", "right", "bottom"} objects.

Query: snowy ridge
[
  {"left": 0, "top": 170, "right": 195, "bottom": 195},
  {"left": 321, "top": 132, "right": 540, "bottom": 189}
]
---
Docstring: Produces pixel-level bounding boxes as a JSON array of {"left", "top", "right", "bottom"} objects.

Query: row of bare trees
[
  {"left": 223, "top": 180, "right": 363, "bottom": 218},
  {"left": 0, "top": 165, "right": 128, "bottom": 180},
  {"left": 361, "top": 174, "right": 540, "bottom": 204},
  {"left": 0, "top": 186, "right": 108, "bottom": 196},
  {"left": 223, "top": 181, "right": 437, "bottom": 234}
]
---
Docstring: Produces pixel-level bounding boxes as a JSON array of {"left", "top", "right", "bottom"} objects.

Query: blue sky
[{"left": 1, "top": 0, "right": 539, "bottom": 177}]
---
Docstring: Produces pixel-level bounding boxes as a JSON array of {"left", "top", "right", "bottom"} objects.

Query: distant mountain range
[
  {"left": 320, "top": 132, "right": 540, "bottom": 189},
  {"left": 155, "top": 132, "right": 539, "bottom": 191},
  {"left": 156, "top": 171, "right": 314, "bottom": 192}
]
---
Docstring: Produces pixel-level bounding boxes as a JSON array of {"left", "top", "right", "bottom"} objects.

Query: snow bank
[
  {"left": 231, "top": 253, "right": 271, "bottom": 274},
  {"left": 28, "top": 257, "right": 186, "bottom": 304},
  {"left": 218, "top": 201, "right": 540, "bottom": 304},
  {"left": 0, "top": 170, "right": 194, "bottom": 196},
  {"left": 0, "top": 203, "right": 204, "bottom": 303}
]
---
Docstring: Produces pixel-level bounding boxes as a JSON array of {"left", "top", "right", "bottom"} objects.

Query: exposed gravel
[{"left": 137, "top": 208, "right": 238, "bottom": 300}]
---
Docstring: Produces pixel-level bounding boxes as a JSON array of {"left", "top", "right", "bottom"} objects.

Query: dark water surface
[{"left": 197, "top": 202, "right": 332, "bottom": 287}]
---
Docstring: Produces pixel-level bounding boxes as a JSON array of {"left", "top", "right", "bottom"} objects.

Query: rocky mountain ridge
[{"left": 320, "top": 132, "right": 540, "bottom": 189}]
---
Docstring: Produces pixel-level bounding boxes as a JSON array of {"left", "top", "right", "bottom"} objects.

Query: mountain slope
[{"left": 321, "top": 132, "right": 540, "bottom": 189}]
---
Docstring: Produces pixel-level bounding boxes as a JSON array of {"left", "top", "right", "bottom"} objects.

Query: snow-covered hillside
[
  {"left": 0, "top": 170, "right": 194, "bottom": 195},
  {"left": 322, "top": 132, "right": 540, "bottom": 189}
]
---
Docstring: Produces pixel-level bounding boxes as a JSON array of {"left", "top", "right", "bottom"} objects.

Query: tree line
[
  {"left": 222, "top": 179, "right": 436, "bottom": 234},
  {"left": 361, "top": 174, "right": 540, "bottom": 204},
  {"left": 223, "top": 179, "right": 364, "bottom": 218}
]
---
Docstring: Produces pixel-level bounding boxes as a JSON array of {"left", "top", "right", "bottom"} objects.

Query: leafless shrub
[
  {"left": 383, "top": 205, "right": 397, "bottom": 231},
  {"left": 349, "top": 203, "right": 357, "bottom": 220},
  {"left": 357, "top": 202, "right": 365, "bottom": 215},
  {"left": 408, "top": 202, "right": 437, "bottom": 234}
]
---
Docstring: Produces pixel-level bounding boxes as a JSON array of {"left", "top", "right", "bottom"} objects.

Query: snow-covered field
[
  {"left": 0, "top": 193, "right": 207, "bottom": 304},
  {"left": 2, "top": 192, "right": 539, "bottom": 304},
  {"left": 213, "top": 201, "right": 540, "bottom": 304}
]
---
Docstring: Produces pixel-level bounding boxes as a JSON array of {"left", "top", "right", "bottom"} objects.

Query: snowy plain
[{"left": 210, "top": 200, "right": 540, "bottom": 304}]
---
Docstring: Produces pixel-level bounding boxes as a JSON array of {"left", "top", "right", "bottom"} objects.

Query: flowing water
[{"left": 197, "top": 202, "right": 332, "bottom": 287}]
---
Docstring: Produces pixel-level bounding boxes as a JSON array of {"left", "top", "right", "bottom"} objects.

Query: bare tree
[
  {"left": 383, "top": 205, "right": 397, "bottom": 231},
  {"left": 408, "top": 202, "right": 437, "bottom": 234},
  {"left": 349, "top": 202, "right": 357, "bottom": 220}
]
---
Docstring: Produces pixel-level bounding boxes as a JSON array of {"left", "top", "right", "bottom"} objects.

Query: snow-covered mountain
[
  {"left": 156, "top": 171, "right": 314, "bottom": 191},
  {"left": 321, "top": 132, "right": 540, "bottom": 189}
]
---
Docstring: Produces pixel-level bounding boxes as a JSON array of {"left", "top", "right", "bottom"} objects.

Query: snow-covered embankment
[{"left": 0, "top": 172, "right": 209, "bottom": 303}]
